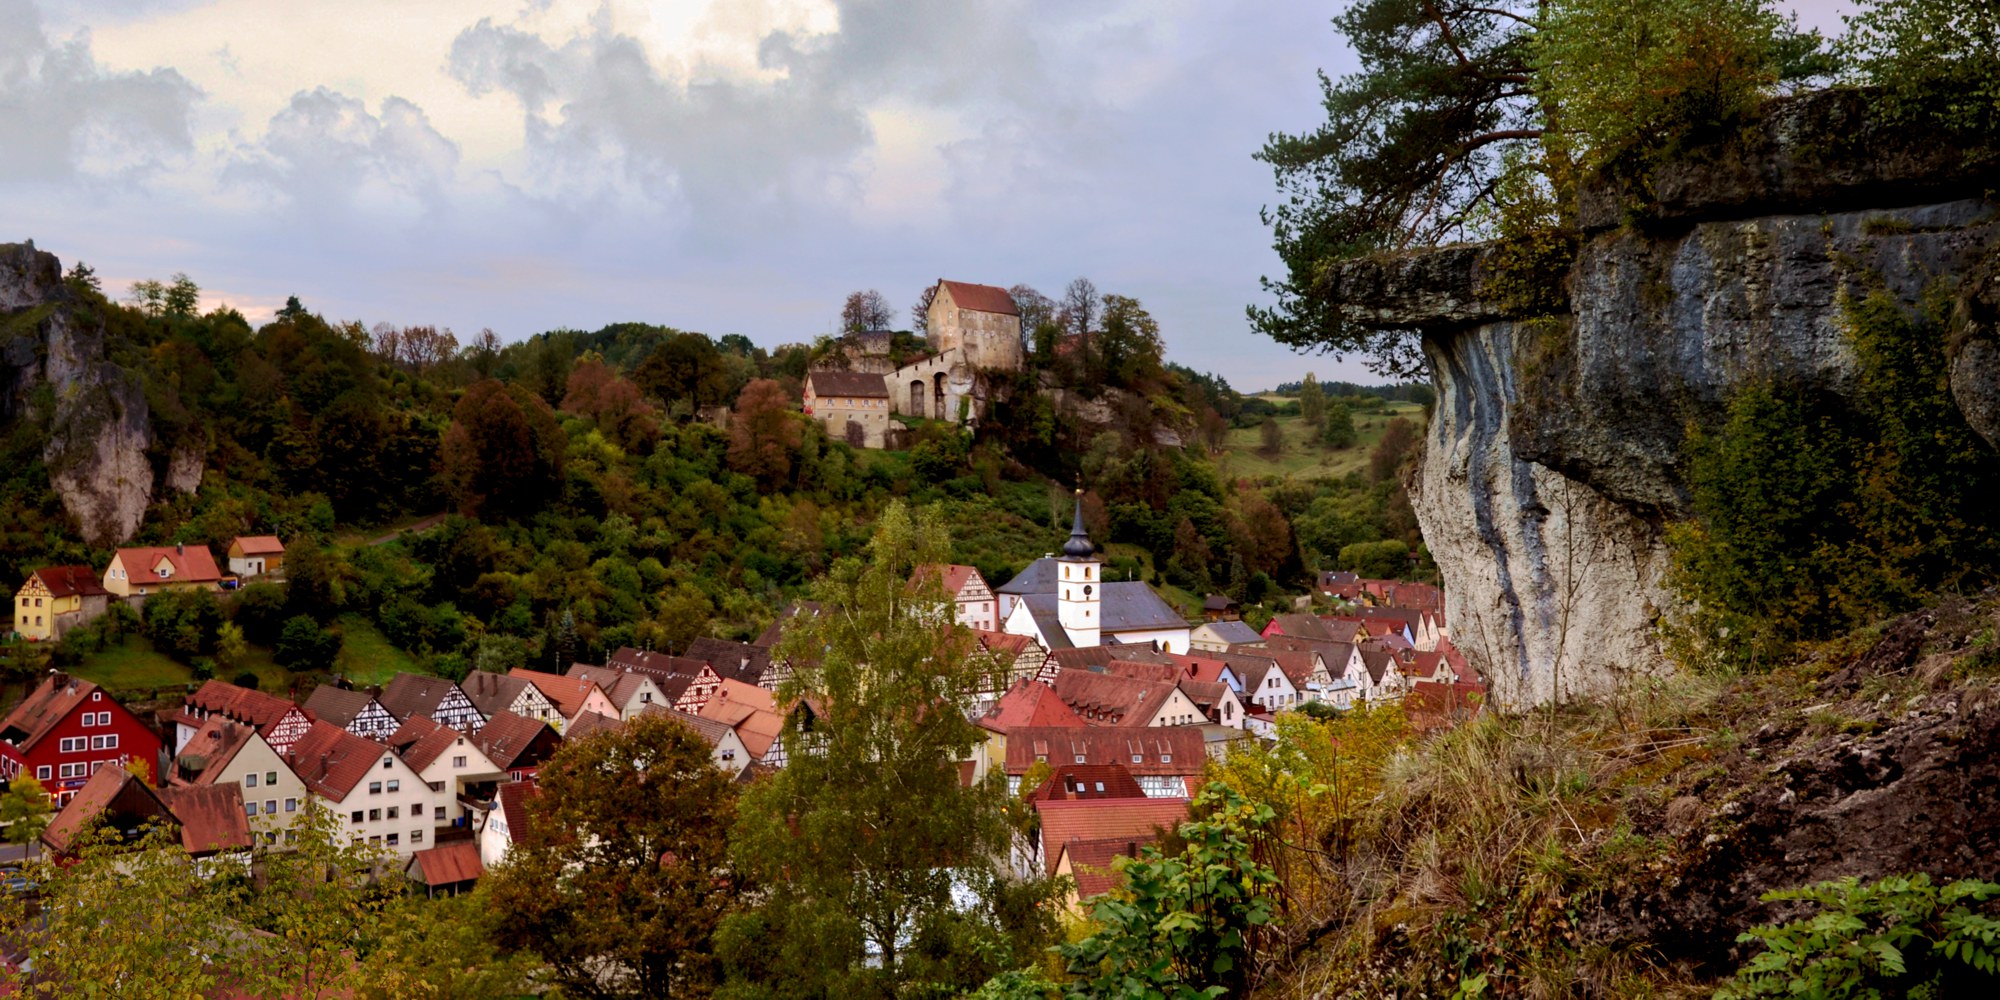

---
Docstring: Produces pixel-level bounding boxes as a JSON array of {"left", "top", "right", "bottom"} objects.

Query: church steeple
[{"left": 1057, "top": 489, "right": 1100, "bottom": 647}]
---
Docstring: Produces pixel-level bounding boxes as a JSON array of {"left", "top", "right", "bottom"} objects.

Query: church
[{"left": 999, "top": 497, "right": 1193, "bottom": 654}]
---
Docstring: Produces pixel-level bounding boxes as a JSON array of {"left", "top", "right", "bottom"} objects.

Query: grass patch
[
  {"left": 1214, "top": 400, "right": 1425, "bottom": 482},
  {"left": 69, "top": 635, "right": 194, "bottom": 693},
  {"left": 333, "top": 615, "right": 421, "bottom": 685}
]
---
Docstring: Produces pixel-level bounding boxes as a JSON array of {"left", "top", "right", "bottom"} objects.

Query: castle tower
[
  {"left": 1056, "top": 491, "right": 1100, "bottom": 648},
  {"left": 926, "top": 280, "right": 1024, "bottom": 372}
]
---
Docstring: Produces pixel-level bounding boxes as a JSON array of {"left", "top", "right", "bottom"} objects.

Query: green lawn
[
  {"left": 1215, "top": 400, "right": 1426, "bottom": 482},
  {"left": 69, "top": 636, "right": 195, "bottom": 693},
  {"left": 332, "top": 615, "right": 421, "bottom": 686}
]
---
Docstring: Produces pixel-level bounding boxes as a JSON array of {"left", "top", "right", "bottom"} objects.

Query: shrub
[
  {"left": 143, "top": 588, "right": 224, "bottom": 663},
  {"left": 232, "top": 671, "right": 260, "bottom": 691},
  {"left": 275, "top": 616, "right": 342, "bottom": 673},
  {"left": 230, "top": 583, "right": 290, "bottom": 646},
  {"left": 1718, "top": 874, "right": 2000, "bottom": 998}
]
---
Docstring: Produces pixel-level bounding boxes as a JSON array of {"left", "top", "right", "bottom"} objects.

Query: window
[
  {"left": 382, "top": 757, "right": 393, "bottom": 769},
  {"left": 350, "top": 811, "right": 363, "bottom": 824},
  {"left": 245, "top": 773, "right": 259, "bottom": 788},
  {"left": 452, "top": 755, "right": 466, "bottom": 768},
  {"left": 34, "top": 766, "right": 49, "bottom": 781},
  {"left": 428, "top": 781, "right": 443, "bottom": 792},
  {"left": 434, "top": 806, "right": 446, "bottom": 820},
  {"left": 1132, "top": 754, "right": 1142, "bottom": 763},
  {"left": 90, "top": 761, "right": 104, "bottom": 774},
  {"left": 1160, "top": 754, "right": 1172, "bottom": 763},
  {"left": 511, "top": 770, "right": 523, "bottom": 782},
  {"left": 385, "top": 779, "right": 399, "bottom": 793},
  {"left": 412, "top": 801, "right": 422, "bottom": 816},
  {"left": 387, "top": 807, "right": 399, "bottom": 820},
  {"left": 369, "top": 781, "right": 382, "bottom": 795},
  {"left": 266, "top": 771, "right": 277, "bottom": 786},
  {"left": 411, "top": 829, "right": 424, "bottom": 843},
  {"left": 265, "top": 799, "right": 276, "bottom": 814},
  {"left": 386, "top": 833, "right": 399, "bottom": 846},
  {"left": 58, "top": 737, "right": 81, "bottom": 752},
  {"left": 368, "top": 809, "right": 381, "bottom": 821},
  {"left": 81, "top": 713, "right": 95, "bottom": 728},
  {"left": 246, "top": 801, "right": 258, "bottom": 816},
  {"left": 369, "top": 836, "right": 380, "bottom": 845},
  {"left": 285, "top": 798, "right": 298, "bottom": 813},
  {"left": 1074, "top": 754, "right": 1085, "bottom": 764},
  {"left": 720, "top": 749, "right": 736, "bottom": 761},
  {"left": 98, "top": 712, "right": 110, "bottom": 725}
]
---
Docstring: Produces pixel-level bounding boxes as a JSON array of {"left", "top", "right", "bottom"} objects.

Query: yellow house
[
  {"left": 13, "top": 566, "right": 111, "bottom": 642},
  {"left": 102, "top": 544, "right": 224, "bottom": 599}
]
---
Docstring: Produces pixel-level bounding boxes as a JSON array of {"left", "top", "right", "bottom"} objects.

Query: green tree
[
  {"left": 1836, "top": 0, "right": 2000, "bottom": 137},
  {"left": 214, "top": 621, "right": 247, "bottom": 672},
  {"left": 720, "top": 503, "right": 1053, "bottom": 998},
  {"left": 1258, "top": 416, "right": 1283, "bottom": 457},
  {"left": 0, "top": 775, "right": 53, "bottom": 844},
  {"left": 486, "top": 713, "right": 739, "bottom": 999},
  {"left": 1319, "top": 398, "right": 1358, "bottom": 449},
  {"left": 1096, "top": 294, "right": 1165, "bottom": 388},
  {"left": 163, "top": 273, "right": 201, "bottom": 317},
  {"left": 142, "top": 586, "right": 225, "bottom": 662},
  {"left": 636, "top": 332, "right": 737, "bottom": 416},
  {"left": 356, "top": 890, "right": 547, "bottom": 1000},
  {"left": 237, "top": 801, "right": 391, "bottom": 1000},
  {"left": 1339, "top": 539, "right": 1410, "bottom": 579},
  {"left": 276, "top": 615, "right": 342, "bottom": 672},
  {"left": 1297, "top": 372, "right": 1325, "bottom": 427}
]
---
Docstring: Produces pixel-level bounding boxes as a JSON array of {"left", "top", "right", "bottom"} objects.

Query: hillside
[{"left": 1215, "top": 397, "right": 1426, "bottom": 482}]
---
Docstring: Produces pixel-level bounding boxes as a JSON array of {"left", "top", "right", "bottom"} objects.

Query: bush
[
  {"left": 143, "top": 588, "right": 224, "bottom": 663},
  {"left": 232, "top": 671, "right": 260, "bottom": 691},
  {"left": 275, "top": 616, "right": 342, "bottom": 673},
  {"left": 190, "top": 658, "right": 215, "bottom": 682},
  {"left": 1718, "top": 874, "right": 2000, "bottom": 998},
  {"left": 230, "top": 583, "right": 290, "bottom": 646}
]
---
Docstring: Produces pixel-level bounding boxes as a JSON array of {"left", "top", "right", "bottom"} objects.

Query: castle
[{"left": 891, "top": 280, "right": 1021, "bottom": 426}]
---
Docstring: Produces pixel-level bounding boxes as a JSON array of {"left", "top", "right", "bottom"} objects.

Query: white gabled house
[
  {"left": 462, "top": 670, "right": 563, "bottom": 730},
  {"left": 285, "top": 720, "right": 454, "bottom": 860},
  {"left": 386, "top": 715, "right": 505, "bottom": 832},
  {"left": 169, "top": 716, "right": 309, "bottom": 846}
]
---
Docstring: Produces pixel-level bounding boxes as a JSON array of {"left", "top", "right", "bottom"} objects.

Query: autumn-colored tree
[
  {"left": 0, "top": 774, "right": 52, "bottom": 844},
  {"left": 442, "top": 378, "right": 566, "bottom": 517},
  {"left": 727, "top": 378, "right": 802, "bottom": 489},
  {"left": 1370, "top": 416, "right": 1421, "bottom": 482},
  {"left": 564, "top": 355, "right": 663, "bottom": 452},
  {"left": 1232, "top": 489, "right": 1295, "bottom": 578},
  {"left": 487, "top": 713, "right": 740, "bottom": 998},
  {"left": 840, "top": 289, "right": 894, "bottom": 332}
]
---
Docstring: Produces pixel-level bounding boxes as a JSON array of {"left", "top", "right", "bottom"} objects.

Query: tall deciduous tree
[
  {"left": 442, "top": 378, "right": 566, "bottom": 517},
  {"left": 237, "top": 801, "right": 392, "bottom": 1000},
  {"left": 1298, "top": 372, "right": 1326, "bottom": 427},
  {"left": 636, "top": 332, "right": 737, "bottom": 416},
  {"left": 0, "top": 775, "right": 52, "bottom": 844},
  {"left": 719, "top": 503, "right": 1055, "bottom": 998},
  {"left": 486, "top": 713, "right": 740, "bottom": 999},
  {"left": 840, "top": 290, "right": 894, "bottom": 333},
  {"left": 727, "top": 378, "right": 802, "bottom": 489}
]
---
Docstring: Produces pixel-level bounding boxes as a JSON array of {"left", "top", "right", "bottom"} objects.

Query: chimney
[{"left": 176, "top": 542, "right": 184, "bottom": 556}]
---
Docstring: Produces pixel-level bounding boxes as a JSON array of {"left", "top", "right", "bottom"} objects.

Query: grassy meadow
[{"left": 1214, "top": 398, "right": 1426, "bottom": 481}]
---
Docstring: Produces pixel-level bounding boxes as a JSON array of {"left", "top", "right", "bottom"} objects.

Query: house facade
[
  {"left": 0, "top": 674, "right": 164, "bottom": 805},
  {"left": 286, "top": 720, "right": 452, "bottom": 860},
  {"left": 13, "top": 566, "right": 110, "bottom": 642},
  {"left": 470, "top": 711, "right": 563, "bottom": 783},
  {"left": 102, "top": 544, "right": 224, "bottom": 598},
  {"left": 170, "top": 717, "right": 308, "bottom": 845},
  {"left": 803, "top": 370, "right": 892, "bottom": 449},
  {"left": 378, "top": 673, "right": 486, "bottom": 733},
  {"left": 173, "top": 680, "right": 313, "bottom": 756},
  {"left": 926, "top": 280, "right": 1023, "bottom": 372},
  {"left": 226, "top": 536, "right": 285, "bottom": 578},
  {"left": 387, "top": 716, "right": 505, "bottom": 831},
  {"left": 463, "top": 670, "right": 562, "bottom": 729},
  {"left": 508, "top": 669, "right": 619, "bottom": 733},
  {"left": 302, "top": 686, "right": 399, "bottom": 741},
  {"left": 916, "top": 564, "right": 1000, "bottom": 632},
  {"left": 566, "top": 664, "right": 668, "bottom": 720},
  {"left": 1188, "top": 620, "right": 1265, "bottom": 653}
]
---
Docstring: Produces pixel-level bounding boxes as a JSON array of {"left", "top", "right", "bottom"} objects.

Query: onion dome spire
[{"left": 1062, "top": 488, "right": 1094, "bottom": 558}]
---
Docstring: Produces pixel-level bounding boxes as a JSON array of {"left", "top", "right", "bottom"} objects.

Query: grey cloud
[
  {"left": 229, "top": 88, "right": 461, "bottom": 213},
  {"left": 0, "top": 0, "right": 198, "bottom": 182}
]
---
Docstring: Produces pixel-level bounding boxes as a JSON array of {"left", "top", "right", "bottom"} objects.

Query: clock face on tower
[{"left": 1082, "top": 584, "right": 1093, "bottom": 596}]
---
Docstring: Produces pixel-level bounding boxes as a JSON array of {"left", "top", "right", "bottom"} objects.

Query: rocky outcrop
[
  {"left": 1, "top": 241, "right": 154, "bottom": 544},
  {"left": 1331, "top": 91, "right": 2000, "bottom": 707}
]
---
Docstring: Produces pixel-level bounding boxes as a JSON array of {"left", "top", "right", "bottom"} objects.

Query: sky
[{"left": 3, "top": 0, "right": 1854, "bottom": 391}]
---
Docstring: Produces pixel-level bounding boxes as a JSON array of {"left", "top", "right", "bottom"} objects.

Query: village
[{"left": 0, "top": 488, "right": 1472, "bottom": 914}]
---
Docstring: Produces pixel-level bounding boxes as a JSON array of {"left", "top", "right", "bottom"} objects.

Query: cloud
[
  {"left": 227, "top": 88, "right": 462, "bottom": 218},
  {"left": 0, "top": 0, "right": 199, "bottom": 182}
]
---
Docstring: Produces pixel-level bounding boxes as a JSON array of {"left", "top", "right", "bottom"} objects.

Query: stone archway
[{"left": 933, "top": 372, "right": 948, "bottom": 422}]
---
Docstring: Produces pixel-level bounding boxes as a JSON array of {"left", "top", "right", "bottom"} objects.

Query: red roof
[
  {"left": 184, "top": 679, "right": 302, "bottom": 736},
  {"left": 1004, "top": 726, "right": 1206, "bottom": 777},
  {"left": 284, "top": 720, "right": 387, "bottom": 799},
  {"left": 1027, "top": 763, "right": 1146, "bottom": 802},
  {"left": 1051, "top": 670, "right": 1183, "bottom": 727},
  {"left": 112, "top": 544, "right": 222, "bottom": 584},
  {"left": 510, "top": 668, "right": 602, "bottom": 719},
  {"left": 155, "top": 783, "right": 254, "bottom": 854},
  {"left": 937, "top": 280, "right": 1020, "bottom": 316},
  {"left": 0, "top": 673, "right": 105, "bottom": 753},
  {"left": 41, "top": 763, "right": 164, "bottom": 854},
  {"left": 26, "top": 565, "right": 107, "bottom": 599},
  {"left": 472, "top": 711, "right": 559, "bottom": 770},
  {"left": 1063, "top": 835, "right": 1159, "bottom": 901},
  {"left": 231, "top": 536, "right": 285, "bottom": 556},
  {"left": 1036, "top": 797, "right": 1188, "bottom": 875},
  {"left": 172, "top": 717, "right": 260, "bottom": 784},
  {"left": 407, "top": 840, "right": 484, "bottom": 886},
  {"left": 982, "top": 678, "right": 1085, "bottom": 734},
  {"left": 914, "top": 564, "right": 983, "bottom": 597},
  {"left": 496, "top": 780, "right": 540, "bottom": 844},
  {"left": 385, "top": 715, "right": 463, "bottom": 773}
]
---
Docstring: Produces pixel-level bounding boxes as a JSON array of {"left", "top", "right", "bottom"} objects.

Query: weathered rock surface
[
  {"left": 1328, "top": 91, "right": 2000, "bottom": 707},
  {"left": 1, "top": 240, "right": 154, "bottom": 544}
]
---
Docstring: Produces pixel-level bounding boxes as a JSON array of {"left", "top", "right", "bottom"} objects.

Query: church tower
[{"left": 1056, "top": 491, "right": 1100, "bottom": 648}]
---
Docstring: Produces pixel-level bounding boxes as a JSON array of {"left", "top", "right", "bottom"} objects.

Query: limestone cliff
[
  {"left": 1, "top": 241, "right": 154, "bottom": 544},
  {"left": 1336, "top": 91, "right": 2000, "bottom": 707}
]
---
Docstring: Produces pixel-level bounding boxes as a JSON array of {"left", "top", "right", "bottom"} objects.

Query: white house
[
  {"left": 285, "top": 720, "right": 454, "bottom": 861},
  {"left": 915, "top": 564, "right": 1001, "bottom": 632},
  {"left": 565, "top": 664, "right": 669, "bottom": 721},
  {"left": 386, "top": 716, "right": 505, "bottom": 832},
  {"left": 462, "top": 671, "right": 562, "bottom": 729},
  {"left": 998, "top": 498, "right": 1191, "bottom": 654},
  {"left": 478, "top": 779, "right": 539, "bottom": 871},
  {"left": 377, "top": 673, "right": 486, "bottom": 733},
  {"left": 169, "top": 716, "right": 309, "bottom": 846},
  {"left": 301, "top": 686, "right": 399, "bottom": 741},
  {"left": 1231, "top": 656, "right": 1299, "bottom": 712}
]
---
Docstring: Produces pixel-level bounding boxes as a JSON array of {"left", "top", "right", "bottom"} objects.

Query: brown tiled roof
[
  {"left": 1004, "top": 726, "right": 1206, "bottom": 777},
  {"left": 385, "top": 715, "right": 462, "bottom": 773},
  {"left": 1063, "top": 835, "right": 1158, "bottom": 901},
  {"left": 0, "top": 673, "right": 102, "bottom": 752},
  {"left": 509, "top": 668, "right": 601, "bottom": 719},
  {"left": 1051, "top": 670, "right": 1180, "bottom": 727},
  {"left": 407, "top": 839, "right": 483, "bottom": 886},
  {"left": 232, "top": 536, "right": 285, "bottom": 556},
  {"left": 1176, "top": 678, "right": 1234, "bottom": 720},
  {"left": 472, "top": 711, "right": 558, "bottom": 770},
  {"left": 42, "top": 763, "right": 167, "bottom": 854},
  {"left": 1047, "top": 645, "right": 1173, "bottom": 672},
  {"left": 27, "top": 565, "right": 108, "bottom": 599},
  {"left": 566, "top": 663, "right": 653, "bottom": 708},
  {"left": 377, "top": 673, "right": 472, "bottom": 722},
  {"left": 937, "top": 280, "right": 1020, "bottom": 316},
  {"left": 1103, "top": 660, "right": 1182, "bottom": 684},
  {"left": 645, "top": 705, "right": 740, "bottom": 749},
  {"left": 562, "top": 710, "right": 623, "bottom": 743},
  {"left": 1027, "top": 762, "right": 1145, "bottom": 802},
  {"left": 301, "top": 686, "right": 380, "bottom": 728},
  {"left": 155, "top": 784, "right": 254, "bottom": 854},
  {"left": 913, "top": 564, "right": 983, "bottom": 597},
  {"left": 112, "top": 545, "right": 222, "bottom": 584},
  {"left": 1266, "top": 649, "right": 1324, "bottom": 688},
  {"left": 696, "top": 681, "right": 782, "bottom": 760},
  {"left": 285, "top": 720, "right": 388, "bottom": 799},
  {"left": 173, "top": 718, "right": 260, "bottom": 785},
  {"left": 973, "top": 629, "right": 1033, "bottom": 656},
  {"left": 683, "top": 638, "right": 772, "bottom": 686},
  {"left": 184, "top": 679, "right": 301, "bottom": 735},
  {"left": 806, "top": 370, "right": 889, "bottom": 399},
  {"left": 981, "top": 678, "right": 1085, "bottom": 734},
  {"left": 496, "top": 780, "right": 539, "bottom": 844},
  {"left": 1036, "top": 797, "right": 1187, "bottom": 875},
  {"left": 462, "top": 670, "right": 538, "bottom": 717}
]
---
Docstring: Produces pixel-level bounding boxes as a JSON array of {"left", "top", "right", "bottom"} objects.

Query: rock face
[
  {"left": 1, "top": 241, "right": 154, "bottom": 544},
  {"left": 1334, "top": 92, "right": 2000, "bottom": 707}
]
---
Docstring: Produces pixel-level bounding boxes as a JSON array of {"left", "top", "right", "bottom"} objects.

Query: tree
[
  {"left": 1369, "top": 416, "right": 1421, "bottom": 481},
  {"left": 1320, "top": 399, "right": 1358, "bottom": 449},
  {"left": 486, "top": 713, "right": 740, "bottom": 999},
  {"left": 840, "top": 290, "right": 894, "bottom": 333},
  {"left": 465, "top": 327, "right": 503, "bottom": 378},
  {"left": 142, "top": 586, "right": 224, "bottom": 662},
  {"left": 564, "top": 356, "right": 663, "bottom": 452},
  {"left": 1096, "top": 294, "right": 1164, "bottom": 387},
  {"left": 0, "top": 775, "right": 52, "bottom": 844},
  {"left": 236, "top": 801, "right": 392, "bottom": 1000},
  {"left": 357, "top": 890, "right": 547, "bottom": 1000},
  {"left": 164, "top": 273, "right": 201, "bottom": 317},
  {"left": 1258, "top": 416, "right": 1283, "bottom": 457},
  {"left": 276, "top": 615, "right": 342, "bottom": 672},
  {"left": 1298, "top": 372, "right": 1325, "bottom": 427},
  {"left": 727, "top": 378, "right": 802, "bottom": 489},
  {"left": 635, "top": 332, "right": 737, "bottom": 416},
  {"left": 1010, "top": 284, "right": 1056, "bottom": 358},
  {"left": 442, "top": 379, "right": 567, "bottom": 517},
  {"left": 911, "top": 284, "right": 939, "bottom": 333},
  {"left": 1836, "top": 0, "right": 2000, "bottom": 137},
  {"left": 720, "top": 503, "right": 1053, "bottom": 997}
]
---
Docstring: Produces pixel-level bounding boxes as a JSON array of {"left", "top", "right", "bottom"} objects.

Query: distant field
[
  {"left": 68, "top": 635, "right": 297, "bottom": 699},
  {"left": 332, "top": 615, "right": 421, "bottom": 685},
  {"left": 1214, "top": 399, "right": 1426, "bottom": 482}
]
